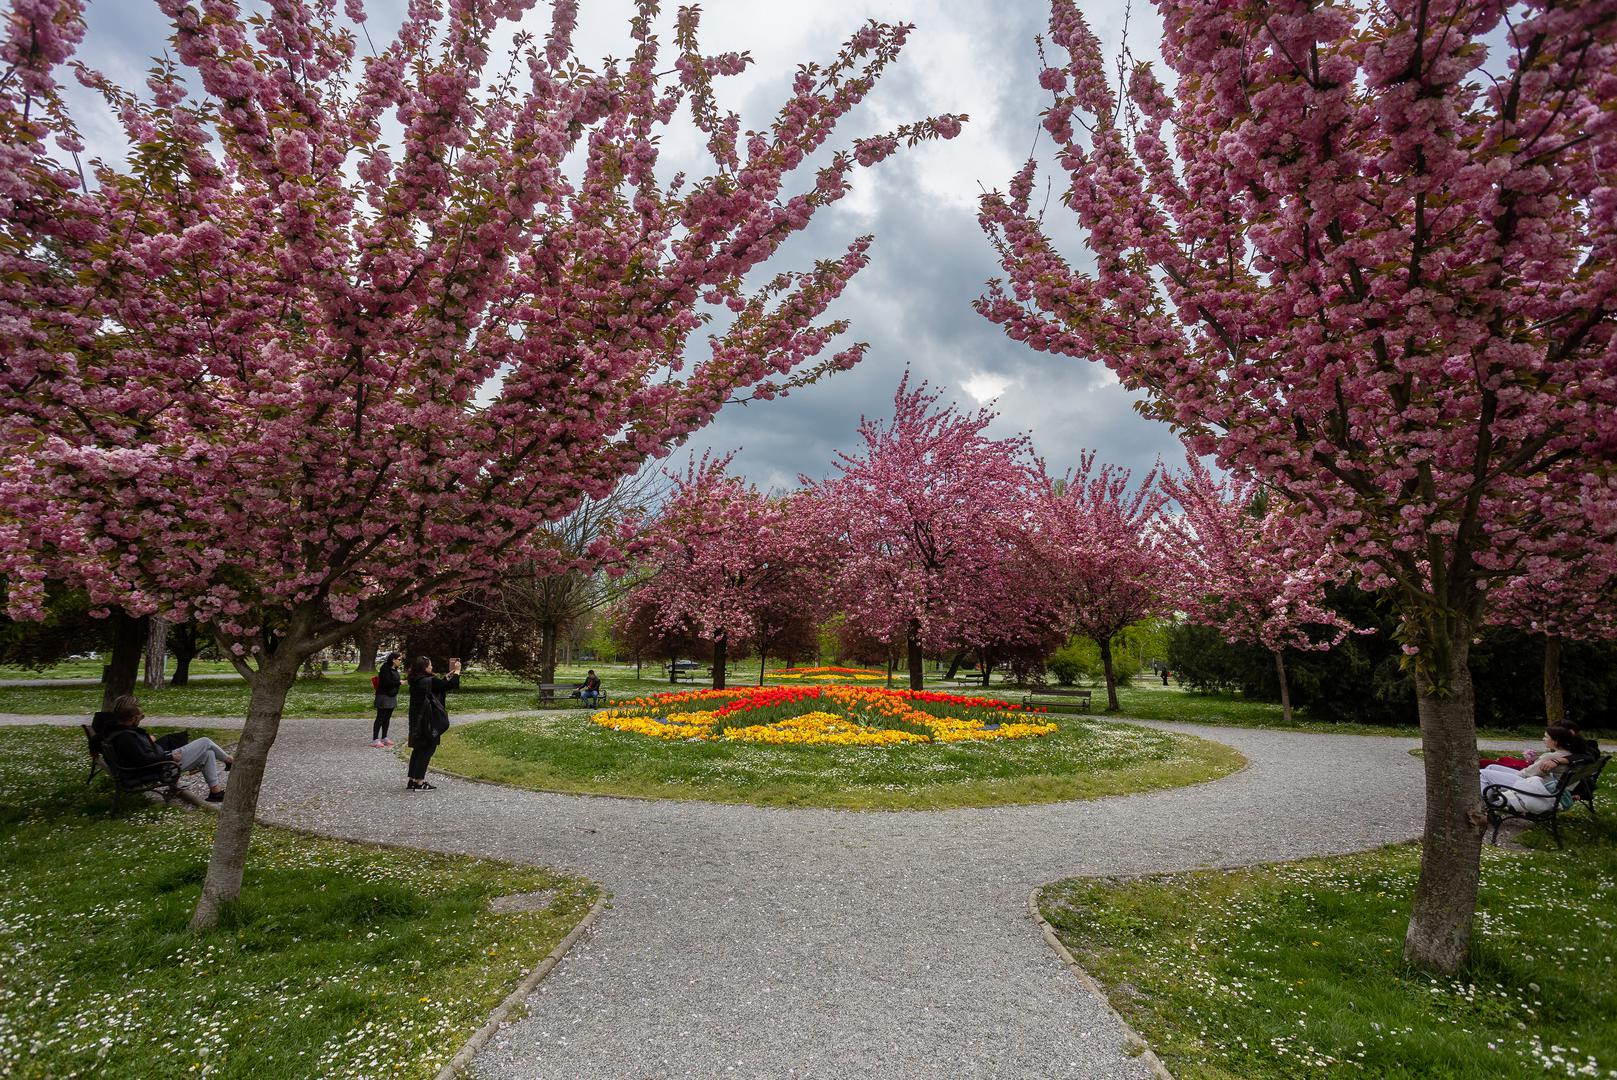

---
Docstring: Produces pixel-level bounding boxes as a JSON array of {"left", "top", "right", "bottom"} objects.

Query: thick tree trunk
[
  {"left": 540, "top": 622, "right": 560, "bottom": 685},
  {"left": 669, "top": 650, "right": 680, "bottom": 684},
  {"left": 1098, "top": 635, "right": 1120, "bottom": 711},
  {"left": 191, "top": 658, "right": 300, "bottom": 930},
  {"left": 170, "top": 622, "right": 200, "bottom": 687},
  {"left": 101, "top": 610, "right": 148, "bottom": 711},
  {"left": 943, "top": 650, "right": 967, "bottom": 681},
  {"left": 352, "top": 625, "right": 379, "bottom": 674},
  {"left": 1403, "top": 632, "right": 1483, "bottom": 974},
  {"left": 906, "top": 620, "right": 923, "bottom": 691},
  {"left": 712, "top": 632, "right": 728, "bottom": 690},
  {"left": 144, "top": 616, "right": 167, "bottom": 690},
  {"left": 1543, "top": 635, "right": 1564, "bottom": 726},
  {"left": 1273, "top": 650, "right": 1293, "bottom": 725},
  {"left": 981, "top": 651, "right": 993, "bottom": 688},
  {"left": 886, "top": 652, "right": 895, "bottom": 689}
]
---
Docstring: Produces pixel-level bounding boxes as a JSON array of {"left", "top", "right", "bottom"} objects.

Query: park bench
[
  {"left": 81, "top": 723, "right": 184, "bottom": 802},
  {"left": 1022, "top": 686, "right": 1094, "bottom": 711},
  {"left": 535, "top": 684, "right": 611, "bottom": 706},
  {"left": 1482, "top": 752, "right": 1609, "bottom": 847}
]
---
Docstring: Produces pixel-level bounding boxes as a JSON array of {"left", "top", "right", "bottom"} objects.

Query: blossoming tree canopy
[
  {"left": 806, "top": 374, "right": 1041, "bottom": 690},
  {"left": 1030, "top": 452, "right": 1168, "bottom": 711},
  {"left": 979, "top": 0, "right": 1617, "bottom": 971},
  {"left": 0, "top": 0, "right": 962, "bottom": 927},
  {"left": 1160, "top": 453, "right": 1358, "bottom": 724},
  {"left": 630, "top": 455, "right": 824, "bottom": 690}
]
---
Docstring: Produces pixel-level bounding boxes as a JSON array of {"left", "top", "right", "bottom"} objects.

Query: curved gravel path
[{"left": 4, "top": 711, "right": 1466, "bottom": 1078}]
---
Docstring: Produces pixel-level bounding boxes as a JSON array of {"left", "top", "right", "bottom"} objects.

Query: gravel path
[{"left": 6, "top": 711, "right": 1478, "bottom": 1078}]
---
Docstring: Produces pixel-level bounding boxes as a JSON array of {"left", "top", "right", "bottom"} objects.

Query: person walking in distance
[
  {"left": 371, "top": 652, "right": 401, "bottom": 747},
  {"left": 405, "top": 655, "right": 459, "bottom": 791}
]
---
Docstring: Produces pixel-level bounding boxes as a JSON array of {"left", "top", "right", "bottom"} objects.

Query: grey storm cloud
[{"left": 70, "top": 0, "right": 1189, "bottom": 491}]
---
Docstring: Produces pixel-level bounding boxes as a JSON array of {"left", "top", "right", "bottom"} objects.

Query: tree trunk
[
  {"left": 943, "top": 650, "right": 967, "bottom": 681},
  {"left": 101, "top": 610, "right": 148, "bottom": 711},
  {"left": 352, "top": 625, "right": 379, "bottom": 674},
  {"left": 170, "top": 622, "right": 200, "bottom": 687},
  {"left": 669, "top": 650, "right": 680, "bottom": 684},
  {"left": 1273, "top": 650, "right": 1293, "bottom": 725},
  {"left": 712, "top": 632, "right": 728, "bottom": 690},
  {"left": 1543, "top": 634, "right": 1564, "bottom": 726},
  {"left": 981, "top": 651, "right": 993, "bottom": 688},
  {"left": 144, "top": 616, "right": 167, "bottom": 690},
  {"left": 1403, "top": 630, "right": 1483, "bottom": 974},
  {"left": 758, "top": 648, "right": 767, "bottom": 686},
  {"left": 1098, "top": 635, "right": 1120, "bottom": 711},
  {"left": 635, "top": 652, "right": 642, "bottom": 680},
  {"left": 886, "top": 652, "right": 895, "bottom": 689},
  {"left": 191, "top": 658, "right": 300, "bottom": 930},
  {"left": 540, "top": 622, "right": 560, "bottom": 685},
  {"left": 906, "top": 619, "right": 923, "bottom": 691}
]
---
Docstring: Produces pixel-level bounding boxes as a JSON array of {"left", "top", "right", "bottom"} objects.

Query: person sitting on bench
[
  {"left": 1478, "top": 724, "right": 1592, "bottom": 813},
  {"left": 580, "top": 669, "right": 602, "bottom": 706},
  {"left": 102, "top": 695, "right": 234, "bottom": 803}
]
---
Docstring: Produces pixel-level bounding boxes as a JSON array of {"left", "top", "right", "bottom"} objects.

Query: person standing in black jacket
[
  {"left": 405, "top": 655, "right": 459, "bottom": 791},
  {"left": 371, "top": 652, "right": 401, "bottom": 747}
]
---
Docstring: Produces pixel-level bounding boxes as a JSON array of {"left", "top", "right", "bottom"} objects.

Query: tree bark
[
  {"left": 1403, "top": 629, "right": 1483, "bottom": 974},
  {"left": 981, "top": 651, "right": 993, "bottom": 688},
  {"left": 1273, "top": 650, "right": 1293, "bottom": 725},
  {"left": 886, "top": 652, "right": 895, "bottom": 689},
  {"left": 352, "top": 625, "right": 379, "bottom": 674},
  {"left": 1543, "top": 634, "right": 1564, "bottom": 726},
  {"left": 190, "top": 658, "right": 300, "bottom": 930},
  {"left": 906, "top": 619, "right": 923, "bottom": 691},
  {"left": 1098, "top": 635, "right": 1120, "bottom": 711},
  {"left": 170, "top": 622, "right": 200, "bottom": 687},
  {"left": 144, "top": 616, "right": 167, "bottom": 690},
  {"left": 101, "top": 610, "right": 148, "bottom": 711},
  {"left": 540, "top": 621, "right": 560, "bottom": 685},
  {"left": 758, "top": 648, "right": 767, "bottom": 686},
  {"left": 712, "top": 632, "right": 728, "bottom": 690},
  {"left": 943, "top": 649, "right": 967, "bottom": 681}
]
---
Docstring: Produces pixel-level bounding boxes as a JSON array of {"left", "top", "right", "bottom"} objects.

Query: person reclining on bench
[
  {"left": 1478, "top": 724, "right": 1593, "bottom": 813},
  {"left": 102, "top": 694, "right": 235, "bottom": 803}
]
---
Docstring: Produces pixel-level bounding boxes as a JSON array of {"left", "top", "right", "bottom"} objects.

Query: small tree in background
[
  {"left": 1029, "top": 454, "right": 1168, "bottom": 710},
  {"left": 1487, "top": 557, "right": 1617, "bottom": 726},
  {"left": 1161, "top": 454, "right": 1360, "bottom": 725},
  {"left": 980, "top": 0, "right": 1617, "bottom": 972},
  {"left": 807, "top": 376, "right": 1040, "bottom": 690},
  {"left": 0, "top": 0, "right": 960, "bottom": 928},
  {"left": 631, "top": 458, "right": 823, "bottom": 690}
]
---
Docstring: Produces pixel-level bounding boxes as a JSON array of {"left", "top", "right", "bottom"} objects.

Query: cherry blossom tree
[
  {"left": 979, "top": 0, "right": 1617, "bottom": 971},
  {"left": 806, "top": 376, "right": 1041, "bottom": 690},
  {"left": 0, "top": 0, "right": 961, "bottom": 928},
  {"left": 1030, "top": 454, "right": 1169, "bottom": 710},
  {"left": 1161, "top": 454, "right": 1359, "bottom": 724},
  {"left": 1488, "top": 555, "right": 1617, "bottom": 726},
  {"left": 630, "top": 457, "right": 822, "bottom": 690}
]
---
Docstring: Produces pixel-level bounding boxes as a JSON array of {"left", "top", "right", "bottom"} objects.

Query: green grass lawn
[
  {"left": 1039, "top": 814, "right": 1617, "bottom": 1079},
  {"left": 0, "top": 725, "right": 599, "bottom": 1079},
  {"left": 429, "top": 709, "right": 1244, "bottom": 810}
]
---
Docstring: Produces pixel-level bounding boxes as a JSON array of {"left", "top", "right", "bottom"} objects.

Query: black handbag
[{"left": 426, "top": 694, "right": 450, "bottom": 737}]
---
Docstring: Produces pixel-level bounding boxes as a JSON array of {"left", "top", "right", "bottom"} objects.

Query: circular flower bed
[
  {"left": 592, "top": 685, "right": 1058, "bottom": 746},
  {"left": 771, "top": 665, "right": 886, "bottom": 681}
]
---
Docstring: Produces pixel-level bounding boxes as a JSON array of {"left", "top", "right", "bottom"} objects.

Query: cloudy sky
[{"left": 69, "top": 0, "right": 1188, "bottom": 491}]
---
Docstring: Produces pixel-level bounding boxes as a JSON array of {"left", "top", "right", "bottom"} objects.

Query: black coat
[
  {"left": 102, "top": 726, "right": 173, "bottom": 780},
  {"left": 374, "top": 664, "right": 401, "bottom": 709},
  {"left": 407, "top": 673, "right": 458, "bottom": 747}
]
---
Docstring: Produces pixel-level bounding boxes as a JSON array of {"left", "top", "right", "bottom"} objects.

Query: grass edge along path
[
  {"left": 429, "top": 710, "right": 1246, "bottom": 810},
  {"left": 1037, "top": 817, "right": 1617, "bottom": 1080},
  {"left": 0, "top": 725, "right": 601, "bottom": 1080}
]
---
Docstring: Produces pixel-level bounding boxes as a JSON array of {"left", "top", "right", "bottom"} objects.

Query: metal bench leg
[{"left": 1549, "top": 814, "right": 1562, "bottom": 848}]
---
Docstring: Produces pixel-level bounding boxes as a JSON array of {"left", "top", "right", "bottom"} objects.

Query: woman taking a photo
[{"left": 405, "top": 655, "right": 460, "bottom": 791}]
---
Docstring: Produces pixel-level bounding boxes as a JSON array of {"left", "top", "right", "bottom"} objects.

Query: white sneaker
[
  {"left": 382, "top": 738, "right": 395, "bottom": 747},
  {"left": 369, "top": 739, "right": 384, "bottom": 748}
]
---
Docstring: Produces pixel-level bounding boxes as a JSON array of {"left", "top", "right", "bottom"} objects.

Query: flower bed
[
  {"left": 592, "top": 685, "right": 1058, "bottom": 746},
  {"left": 771, "top": 665, "right": 886, "bottom": 681}
]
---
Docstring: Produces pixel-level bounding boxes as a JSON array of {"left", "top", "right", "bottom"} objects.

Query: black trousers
[
  {"left": 373, "top": 707, "right": 394, "bottom": 741},
  {"left": 407, "top": 741, "right": 435, "bottom": 781}
]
